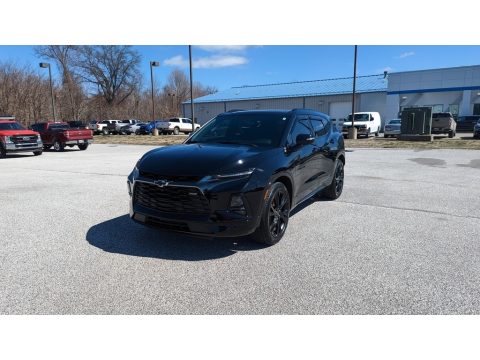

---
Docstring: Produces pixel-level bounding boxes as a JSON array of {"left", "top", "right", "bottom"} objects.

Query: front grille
[
  {"left": 134, "top": 181, "right": 210, "bottom": 215},
  {"left": 139, "top": 171, "right": 202, "bottom": 183},
  {"left": 12, "top": 135, "right": 37, "bottom": 144}
]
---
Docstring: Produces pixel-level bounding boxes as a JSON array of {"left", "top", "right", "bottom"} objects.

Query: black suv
[{"left": 127, "top": 109, "right": 345, "bottom": 245}]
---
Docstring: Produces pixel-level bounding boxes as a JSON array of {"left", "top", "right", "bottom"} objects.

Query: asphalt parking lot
[{"left": 1, "top": 144, "right": 480, "bottom": 314}]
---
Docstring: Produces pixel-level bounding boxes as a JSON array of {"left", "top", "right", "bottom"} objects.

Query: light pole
[
  {"left": 150, "top": 61, "right": 160, "bottom": 122},
  {"left": 168, "top": 93, "right": 176, "bottom": 116},
  {"left": 348, "top": 45, "right": 358, "bottom": 140},
  {"left": 39, "top": 62, "right": 57, "bottom": 122},
  {"left": 189, "top": 45, "right": 195, "bottom": 132}
]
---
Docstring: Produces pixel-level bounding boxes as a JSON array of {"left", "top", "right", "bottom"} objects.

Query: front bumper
[
  {"left": 384, "top": 129, "right": 401, "bottom": 136},
  {"left": 5, "top": 142, "right": 43, "bottom": 153},
  {"left": 342, "top": 127, "right": 369, "bottom": 135},
  {"left": 127, "top": 176, "right": 265, "bottom": 237}
]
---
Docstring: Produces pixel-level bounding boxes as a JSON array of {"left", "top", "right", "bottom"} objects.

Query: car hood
[
  {"left": 138, "top": 143, "right": 276, "bottom": 177},
  {"left": 0, "top": 129, "right": 38, "bottom": 136}
]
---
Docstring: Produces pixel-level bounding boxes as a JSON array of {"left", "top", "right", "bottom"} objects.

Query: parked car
[
  {"left": 127, "top": 109, "right": 345, "bottom": 245},
  {"left": 431, "top": 112, "right": 456, "bottom": 138},
  {"left": 474, "top": 119, "right": 480, "bottom": 139},
  {"left": 384, "top": 119, "right": 401, "bottom": 138},
  {"left": 31, "top": 122, "right": 93, "bottom": 151},
  {"left": 105, "top": 119, "right": 142, "bottom": 135},
  {"left": 342, "top": 112, "right": 381, "bottom": 138},
  {"left": 87, "top": 120, "right": 102, "bottom": 134},
  {"left": 156, "top": 117, "right": 200, "bottom": 135},
  {"left": 456, "top": 115, "right": 480, "bottom": 132},
  {"left": 0, "top": 119, "right": 43, "bottom": 158},
  {"left": 125, "top": 122, "right": 146, "bottom": 134},
  {"left": 135, "top": 123, "right": 152, "bottom": 135}
]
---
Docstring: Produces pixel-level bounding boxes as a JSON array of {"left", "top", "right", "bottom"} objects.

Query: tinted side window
[
  {"left": 288, "top": 117, "right": 312, "bottom": 145},
  {"left": 310, "top": 116, "right": 329, "bottom": 137},
  {"left": 170, "top": 118, "right": 180, "bottom": 123}
]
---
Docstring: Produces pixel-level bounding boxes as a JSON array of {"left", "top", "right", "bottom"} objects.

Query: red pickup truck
[
  {"left": 31, "top": 122, "right": 93, "bottom": 151},
  {"left": 0, "top": 118, "right": 43, "bottom": 158}
]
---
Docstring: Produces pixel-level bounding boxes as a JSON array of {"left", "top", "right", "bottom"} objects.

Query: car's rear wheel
[
  {"left": 78, "top": 143, "right": 89, "bottom": 151},
  {"left": 448, "top": 130, "right": 455, "bottom": 138},
  {"left": 53, "top": 140, "right": 64, "bottom": 152},
  {"left": 33, "top": 150, "right": 42, "bottom": 156},
  {"left": 173, "top": 127, "right": 180, "bottom": 135},
  {"left": 323, "top": 160, "right": 344, "bottom": 200},
  {"left": 252, "top": 182, "right": 291, "bottom": 245},
  {"left": 102, "top": 128, "right": 109, "bottom": 135}
]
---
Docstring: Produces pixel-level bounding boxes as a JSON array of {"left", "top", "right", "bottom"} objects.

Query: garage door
[{"left": 329, "top": 102, "right": 352, "bottom": 120}]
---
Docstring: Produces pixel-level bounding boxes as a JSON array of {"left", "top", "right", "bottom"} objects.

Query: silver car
[{"left": 384, "top": 119, "right": 401, "bottom": 138}]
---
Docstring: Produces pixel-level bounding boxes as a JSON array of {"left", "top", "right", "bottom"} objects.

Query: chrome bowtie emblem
[{"left": 153, "top": 179, "right": 169, "bottom": 187}]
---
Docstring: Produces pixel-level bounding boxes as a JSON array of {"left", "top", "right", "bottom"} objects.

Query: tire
[
  {"left": 251, "top": 182, "right": 291, "bottom": 245},
  {"left": 78, "top": 143, "right": 89, "bottom": 151},
  {"left": 135, "top": 130, "right": 140, "bottom": 135},
  {"left": 33, "top": 150, "right": 42, "bottom": 156},
  {"left": 323, "top": 160, "right": 345, "bottom": 200},
  {"left": 375, "top": 127, "right": 379, "bottom": 137},
  {"left": 448, "top": 130, "right": 455, "bottom": 138},
  {"left": 53, "top": 139, "right": 64, "bottom": 152},
  {"left": 173, "top": 127, "right": 180, "bottom": 135},
  {"left": 384, "top": 134, "right": 389, "bottom": 138},
  {"left": 102, "top": 128, "right": 109, "bottom": 135},
  {"left": 0, "top": 145, "right": 6, "bottom": 159}
]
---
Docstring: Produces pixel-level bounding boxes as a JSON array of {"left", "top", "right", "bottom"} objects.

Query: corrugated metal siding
[
  {"left": 187, "top": 74, "right": 387, "bottom": 104},
  {"left": 185, "top": 92, "right": 386, "bottom": 125}
]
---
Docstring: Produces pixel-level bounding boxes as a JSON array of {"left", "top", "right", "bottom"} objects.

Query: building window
[
  {"left": 449, "top": 104, "right": 459, "bottom": 119},
  {"left": 427, "top": 104, "right": 444, "bottom": 113},
  {"left": 474, "top": 104, "right": 480, "bottom": 115}
]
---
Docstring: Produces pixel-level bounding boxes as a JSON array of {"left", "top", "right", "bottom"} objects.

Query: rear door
[
  {"left": 286, "top": 116, "right": 318, "bottom": 204},
  {"left": 309, "top": 115, "right": 334, "bottom": 187}
]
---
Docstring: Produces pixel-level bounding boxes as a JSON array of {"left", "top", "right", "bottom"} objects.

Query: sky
[{"left": 1, "top": 45, "right": 480, "bottom": 92}]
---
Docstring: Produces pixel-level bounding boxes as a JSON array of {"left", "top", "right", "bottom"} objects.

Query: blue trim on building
[{"left": 387, "top": 85, "right": 480, "bottom": 95}]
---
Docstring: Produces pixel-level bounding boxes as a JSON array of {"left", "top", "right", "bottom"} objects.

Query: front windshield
[
  {"left": 347, "top": 114, "right": 370, "bottom": 121},
  {"left": 0, "top": 122, "right": 25, "bottom": 130},
  {"left": 187, "top": 112, "right": 289, "bottom": 147}
]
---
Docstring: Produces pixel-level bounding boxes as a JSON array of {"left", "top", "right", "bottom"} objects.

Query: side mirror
[
  {"left": 370, "top": 116, "right": 375, "bottom": 121},
  {"left": 296, "top": 133, "right": 314, "bottom": 146}
]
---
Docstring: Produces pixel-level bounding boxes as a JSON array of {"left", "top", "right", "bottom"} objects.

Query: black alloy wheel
[{"left": 252, "top": 182, "right": 291, "bottom": 245}]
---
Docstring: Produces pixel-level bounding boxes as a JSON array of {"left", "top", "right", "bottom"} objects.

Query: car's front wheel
[{"left": 252, "top": 182, "right": 291, "bottom": 245}]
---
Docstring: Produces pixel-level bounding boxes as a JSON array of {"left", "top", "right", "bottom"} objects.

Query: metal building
[
  {"left": 183, "top": 65, "right": 480, "bottom": 127},
  {"left": 182, "top": 74, "right": 387, "bottom": 125}
]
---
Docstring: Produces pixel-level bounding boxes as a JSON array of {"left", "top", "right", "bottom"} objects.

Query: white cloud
[
  {"left": 164, "top": 55, "right": 188, "bottom": 67},
  {"left": 397, "top": 51, "right": 415, "bottom": 59},
  {"left": 164, "top": 55, "right": 248, "bottom": 69},
  {"left": 196, "top": 45, "right": 250, "bottom": 53}
]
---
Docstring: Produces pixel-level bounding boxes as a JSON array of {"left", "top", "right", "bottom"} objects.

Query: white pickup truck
[{"left": 156, "top": 117, "right": 200, "bottom": 135}]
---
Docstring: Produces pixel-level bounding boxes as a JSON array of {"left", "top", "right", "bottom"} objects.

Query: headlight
[
  {"left": 4, "top": 136, "right": 13, "bottom": 144},
  {"left": 214, "top": 168, "right": 254, "bottom": 180}
]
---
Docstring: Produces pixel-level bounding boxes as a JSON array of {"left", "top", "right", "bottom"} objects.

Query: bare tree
[
  {"left": 73, "top": 46, "right": 141, "bottom": 117},
  {"left": 35, "top": 45, "right": 85, "bottom": 120}
]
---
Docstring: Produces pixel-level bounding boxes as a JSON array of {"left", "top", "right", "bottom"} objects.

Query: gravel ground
[{"left": 1, "top": 144, "right": 479, "bottom": 314}]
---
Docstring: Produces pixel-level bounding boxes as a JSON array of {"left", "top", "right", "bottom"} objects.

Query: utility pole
[
  {"left": 189, "top": 45, "right": 195, "bottom": 132},
  {"left": 348, "top": 45, "right": 358, "bottom": 140}
]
